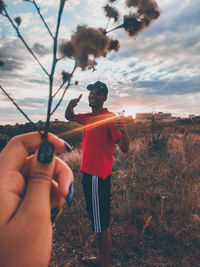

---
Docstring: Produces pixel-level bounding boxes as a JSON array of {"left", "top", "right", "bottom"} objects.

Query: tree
[{"left": 0, "top": 0, "right": 160, "bottom": 139}]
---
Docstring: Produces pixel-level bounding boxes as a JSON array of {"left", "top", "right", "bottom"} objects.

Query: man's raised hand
[{"left": 69, "top": 94, "right": 82, "bottom": 108}]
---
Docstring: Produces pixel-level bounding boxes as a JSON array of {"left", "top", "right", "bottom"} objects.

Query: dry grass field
[
  {"left": 50, "top": 129, "right": 200, "bottom": 266},
  {"left": 1, "top": 120, "right": 199, "bottom": 266}
]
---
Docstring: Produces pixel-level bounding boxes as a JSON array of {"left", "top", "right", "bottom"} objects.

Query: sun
[{"left": 122, "top": 105, "right": 137, "bottom": 118}]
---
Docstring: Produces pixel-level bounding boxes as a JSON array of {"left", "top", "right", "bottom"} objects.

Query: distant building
[
  {"left": 154, "top": 112, "right": 171, "bottom": 121},
  {"left": 188, "top": 114, "right": 195, "bottom": 119},
  {"left": 135, "top": 113, "right": 153, "bottom": 122},
  {"left": 135, "top": 112, "right": 179, "bottom": 123}
]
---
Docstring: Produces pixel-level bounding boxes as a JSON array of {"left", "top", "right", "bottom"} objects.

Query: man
[{"left": 65, "top": 81, "right": 130, "bottom": 267}]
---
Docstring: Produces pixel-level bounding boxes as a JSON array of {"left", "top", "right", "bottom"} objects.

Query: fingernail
[
  {"left": 51, "top": 207, "right": 59, "bottom": 223},
  {"left": 37, "top": 141, "right": 54, "bottom": 164},
  {"left": 60, "top": 139, "right": 72, "bottom": 152},
  {"left": 66, "top": 183, "right": 74, "bottom": 207}
]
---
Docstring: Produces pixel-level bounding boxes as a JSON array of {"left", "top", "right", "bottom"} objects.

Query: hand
[
  {"left": 115, "top": 115, "right": 127, "bottom": 134},
  {"left": 0, "top": 132, "right": 74, "bottom": 267},
  {"left": 69, "top": 94, "right": 82, "bottom": 108}
]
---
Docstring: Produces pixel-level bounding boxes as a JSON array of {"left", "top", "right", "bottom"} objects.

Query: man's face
[{"left": 88, "top": 88, "right": 107, "bottom": 108}]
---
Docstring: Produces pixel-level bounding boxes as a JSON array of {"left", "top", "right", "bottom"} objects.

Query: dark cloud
[
  {"left": 113, "top": 1, "right": 200, "bottom": 68},
  {"left": 131, "top": 75, "right": 140, "bottom": 81},
  {"left": 0, "top": 107, "right": 21, "bottom": 115},
  {"left": 128, "top": 62, "right": 137, "bottom": 68},
  {"left": 32, "top": 43, "right": 50, "bottom": 56},
  {"left": 0, "top": 57, "right": 22, "bottom": 73},
  {"left": 134, "top": 75, "right": 200, "bottom": 95},
  {"left": 0, "top": 94, "right": 63, "bottom": 124},
  {"left": 121, "top": 64, "right": 145, "bottom": 77},
  {"left": 122, "top": 71, "right": 129, "bottom": 77},
  {"left": 0, "top": 96, "right": 47, "bottom": 110},
  {"left": 27, "top": 78, "right": 48, "bottom": 85},
  {"left": 0, "top": 40, "right": 26, "bottom": 74},
  {"left": 17, "top": 97, "right": 47, "bottom": 107},
  {"left": 0, "top": 103, "right": 46, "bottom": 118},
  {"left": 141, "top": 2, "right": 200, "bottom": 37},
  {"left": 135, "top": 66, "right": 146, "bottom": 72}
]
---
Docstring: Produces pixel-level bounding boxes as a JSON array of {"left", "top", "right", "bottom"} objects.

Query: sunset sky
[{"left": 0, "top": 0, "right": 200, "bottom": 125}]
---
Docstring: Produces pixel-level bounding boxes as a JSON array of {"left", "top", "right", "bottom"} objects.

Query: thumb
[
  {"left": 22, "top": 141, "right": 55, "bottom": 212},
  {"left": 77, "top": 94, "right": 82, "bottom": 101}
]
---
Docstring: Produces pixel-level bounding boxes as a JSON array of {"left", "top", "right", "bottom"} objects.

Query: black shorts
[{"left": 82, "top": 172, "right": 111, "bottom": 233}]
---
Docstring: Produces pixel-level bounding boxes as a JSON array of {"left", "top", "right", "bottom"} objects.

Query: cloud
[
  {"left": 0, "top": 40, "right": 25, "bottom": 72},
  {"left": 0, "top": 99, "right": 43, "bottom": 115},
  {"left": 1, "top": 0, "right": 200, "bottom": 125},
  {"left": 26, "top": 78, "right": 48, "bottom": 85},
  {"left": 16, "top": 97, "right": 47, "bottom": 107},
  {"left": 134, "top": 75, "right": 200, "bottom": 95},
  {"left": 32, "top": 43, "right": 51, "bottom": 56},
  {"left": 119, "top": 1, "right": 200, "bottom": 56},
  {"left": 0, "top": 37, "right": 49, "bottom": 89},
  {"left": 103, "top": 1, "right": 200, "bottom": 102}
]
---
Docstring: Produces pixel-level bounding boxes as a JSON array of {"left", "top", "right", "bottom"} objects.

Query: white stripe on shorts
[{"left": 92, "top": 175, "right": 101, "bottom": 232}]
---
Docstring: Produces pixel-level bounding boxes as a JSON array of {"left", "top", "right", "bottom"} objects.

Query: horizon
[{"left": 0, "top": 110, "right": 197, "bottom": 127}]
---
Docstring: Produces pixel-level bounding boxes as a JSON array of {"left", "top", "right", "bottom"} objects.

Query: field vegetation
[
  {"left": 0, "top": 119, "right": 200, "bottom": 266},
  {"left": 52, "top": 119, "right": 200, "bottom": 266}
]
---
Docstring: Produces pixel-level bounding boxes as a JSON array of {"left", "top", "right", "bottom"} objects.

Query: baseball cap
[{"left": 87, "top": 81, "right": 108, "bottom": 96}]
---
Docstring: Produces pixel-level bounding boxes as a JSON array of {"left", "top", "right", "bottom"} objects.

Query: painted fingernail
[
  {"left": 66, "top": 183, "right": 74, "bottom": 207},
  {"left": 37, "top": 141, "right": 54, "bottom": 164},
  {"left": 60, "top": 139, "right": 72, "bottom": 152},
  {"left": 51, "top": 207, "right": 59, "bottom": 223}
]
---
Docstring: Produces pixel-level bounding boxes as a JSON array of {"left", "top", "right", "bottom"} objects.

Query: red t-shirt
[{"left": 74, "top": 108, "right": 121, "bottom": 179}]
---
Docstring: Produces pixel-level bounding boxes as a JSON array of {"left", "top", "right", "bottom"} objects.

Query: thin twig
[
  {"left": 3, "top": 7, "right": 49, "bottom": 77},
  {"left": 52, "top": 81, "right": 66, "bottom": 98},
  {"left": 57, "top": 56, "right": 65, "bottom": 61},
  {"left": 50, "top": 62, "right": 77, "bottom": 116},
  {"left": 32, "top": 0, "right": 54, "bottom": 39},
  {"left": 105, "top": 18, "right": 110, "bottom": 31},
  {"left": 50, "top": 80, "right": 70, "bottom": 116},
  {"left": 105, "top": 23, "right": 124, "bottom": 34},
  {"left": 0, "top": 85, "right": 41, "bottom": 135}
]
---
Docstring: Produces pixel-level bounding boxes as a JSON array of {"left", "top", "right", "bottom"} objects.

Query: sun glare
[{"left": 121, "top": 105, "right": 137, "bottom": 118}]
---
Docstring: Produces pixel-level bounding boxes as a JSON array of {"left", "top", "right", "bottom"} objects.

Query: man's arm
[
  {"left": 115, "top": 116, "right": 130, "bottom": 153},
  {"left": 65, "top": 94, "right": 82, "bottom": 121}
]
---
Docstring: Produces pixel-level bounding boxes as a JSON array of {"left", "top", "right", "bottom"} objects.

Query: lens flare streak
[{"left": 57, "top": 114, "right": 120, "bottom": 138}]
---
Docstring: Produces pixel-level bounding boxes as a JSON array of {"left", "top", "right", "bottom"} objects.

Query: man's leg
[
  {"left": 97, "top": 226, "right": 111, "bottom": 267},
  {"left": 82, "top": 173, "right": 111, "bottom": 266}
]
